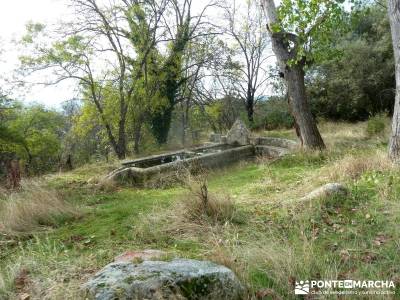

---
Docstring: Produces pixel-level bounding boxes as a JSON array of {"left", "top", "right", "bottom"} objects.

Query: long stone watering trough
[{"left": 106, "top": 120, "right": 297, "bottom": 186}]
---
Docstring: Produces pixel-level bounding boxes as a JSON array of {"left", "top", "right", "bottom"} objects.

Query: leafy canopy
[{"left": 276, "top": 0, "right": 348, "bottom": 64}]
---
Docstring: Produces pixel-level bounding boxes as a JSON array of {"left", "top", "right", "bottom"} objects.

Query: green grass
[{"left": 1, "top": 120, "right": 400, "bottom": 299}]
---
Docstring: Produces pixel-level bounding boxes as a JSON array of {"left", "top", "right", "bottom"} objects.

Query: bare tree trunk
[
  {"left": 181, "top": 102, "right": 186, "bottom": 146},
  {"left": 388, "top": 0, "right": 400, "bottom": 161},
  {"left": 181, "top": 99, "right": 191, "bottom": 146},
  {"left": 89, "top": 84, "right": 126, "bottom": 159},
  {"left": 133, "top": 122, "right": 142, "bottom": 155},
  {"left": 7, "top": 159, "right": 21, "bottom": 189},
  {"left": 262, "top": 0, "right": 325, "bottom": 150},
  {"left": 117, "top": 107, "right": 127, "bottom": 159},
  {"left": 246, "top": 85, "right": 255, "bottom": 124},
  {"left": 65, "top": 154, "right": 73, "bottom": 171}
]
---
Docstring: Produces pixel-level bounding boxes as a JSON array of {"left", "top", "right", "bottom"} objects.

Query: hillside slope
[{"left": 1, "top": 121, "right": 399, "bottom": 299}]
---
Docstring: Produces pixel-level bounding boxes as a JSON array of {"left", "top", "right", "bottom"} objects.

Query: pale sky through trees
[
  {"left": 0, "top": 0, "right": 274, "bottom": 108},
  {"left": 0, "top": 0, "right": 76, "bottom": 107}
]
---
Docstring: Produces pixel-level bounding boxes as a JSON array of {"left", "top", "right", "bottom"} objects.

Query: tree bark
[
  {"left": 286, "top": 65, "right": 325, "bottom": 148},
  {"left": 7, "top": 159, "right": 21, "bottom": 189},
  {"left": 388, "top": 0, "right": 400, "bottom": 161},
  {"left": 262, "top": 0, "right": 325, "bottom": 150},
  {"left": 246, "top": 85, "right": 255, "bottom": 124},
  {"left": 133, "top": 122, "right": 142, "bottom": 155},
  {"left": 117, "top": 104, "right": 127, "bottom": 159}
]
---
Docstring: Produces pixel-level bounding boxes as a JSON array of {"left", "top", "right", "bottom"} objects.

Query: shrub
[
  {"left": 366, "top": 114, "right": 386, "bottom": 137},
  {"left": 0, "top": 180, "right": 78, "bottom": 234},
  {"left": 255, "top": 97, "right": 294, "bottom": 130}
]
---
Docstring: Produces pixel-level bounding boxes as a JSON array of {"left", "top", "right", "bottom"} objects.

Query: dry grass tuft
[
  {"left": 0, "top": 237, "right": 95, "bottom": 300},
  {"left": 0, "top": 180, "right": 78, "bottom": 234},
  {"left": 206, "top": 239, "right": 247, "bottom": 277},
  {"left": 326, "top": 150, "right": 392, "bottom": 181},
  {"left": 132, "top": 172, "right": 239, "bottom": 244},
  {"left": 96, "top": 178, "right": 119, "bottom": 192},
  {"left": 183, "top": 173, "right": 236, "bottom": 224}
]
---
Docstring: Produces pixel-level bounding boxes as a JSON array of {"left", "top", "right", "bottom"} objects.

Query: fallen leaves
[
  {"left": 255, "top": 288, "right": 282, "bottom": 300},
  {"left": 14, "top": 268, "right": 30, "bottom": 291},
  {"left": 361, "top": 252, "right": 378, "bottom": 263},
  {"left": 19, "top": 293, "right": 30, "bottom": 300},
  {"left": 339, "top": 249, "right": 350, "bottom": 263},
  {"left": 373, "top": 233, "right": 390, "bottom": 247}
]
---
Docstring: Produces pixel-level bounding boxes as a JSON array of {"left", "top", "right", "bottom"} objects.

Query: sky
[
  {"left": 0, "top": 0, "right": 76, "bottom": 108},
  {"left": 0, "top": 0, "right": 272, "bottom": 109}
]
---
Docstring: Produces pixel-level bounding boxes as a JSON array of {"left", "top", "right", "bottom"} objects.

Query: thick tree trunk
[
  {"left": 388, "top": 0, "right": 400, "bottom": 161},
  {"left": 262, "top": 0, "right": 325, "bottom": 150},
  {"left": 286, "top": 66, "right": 325, "bottom": 149},
  {"left": 105, "top": 122, "right": 125, "bottom": 159}
]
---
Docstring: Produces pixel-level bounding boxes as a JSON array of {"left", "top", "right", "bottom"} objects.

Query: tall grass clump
[
  {"left": 0, "top": 180, "right": 78, "bottom": 234},
  {"left": 366, "top": 114, "right": 386, "bottom": 137},
  {"left": 184, "top": 173, "right": 236, "bottom": 224},
  {"left": 326, "top": 150, "right": 392, "bottom": 181}
]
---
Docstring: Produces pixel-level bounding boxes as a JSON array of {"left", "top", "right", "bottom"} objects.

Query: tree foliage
[{"left": 307, "top": 4, "right": 395, "bottom": 120}]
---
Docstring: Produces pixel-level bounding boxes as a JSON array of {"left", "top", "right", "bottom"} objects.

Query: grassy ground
[{"left": 1, "top": 120, "right": 400, "bottom": 299}]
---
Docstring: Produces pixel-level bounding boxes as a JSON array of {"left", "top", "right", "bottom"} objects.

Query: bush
[
  {"left": 255, "top": 97, "right": 294, "bottom": 130},
  {"left": 0, "top": 180, "right": 78, "bottom": 234},
  {"left": 366, "top": 114, "right": 386, "bottom": 137}
]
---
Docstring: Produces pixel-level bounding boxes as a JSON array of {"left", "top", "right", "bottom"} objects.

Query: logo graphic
[
  {"left": 344, "top": 280, "right": 353, "bottom": 288},
  {"left": 295, "top": 280, "right": 310, "bottom": 295}
]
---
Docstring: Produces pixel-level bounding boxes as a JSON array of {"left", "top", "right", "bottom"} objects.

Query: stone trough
[{"left": 107, "top": 120, "right": 297, "bottom": 186}]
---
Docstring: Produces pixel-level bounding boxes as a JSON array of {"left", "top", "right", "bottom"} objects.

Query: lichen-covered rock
[
  {"left": 83, "top": 259, "right": 245, "bottom": 300},
  {"left": 226, "top": 119, "right": 250, "bottom": 145},
  {"left": 301, "top": 183, "right": 348, "bottom": 201}
]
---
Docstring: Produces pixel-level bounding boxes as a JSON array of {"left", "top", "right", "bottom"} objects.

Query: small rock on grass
[{"left": 301, "top": 183, "right": 348, "bottom": 201}]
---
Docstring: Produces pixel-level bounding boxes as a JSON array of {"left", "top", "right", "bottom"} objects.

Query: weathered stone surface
[
  {"left": 255, "top": 146, "right": 289, "bottom": 157},
  {"left": 83, "top": 259, "right": 244, "bottom": 300},
  {"left": 255, "top": 137, "right": 298, "bottom": 150},
  {"left": 105, "top": 123, "right": 298, "bottom": 187},
  {"left": 226, "top": 119, "right": 250, "bottom": 145},
  {"left": 209, "top": 133, "right": 222, "bottom": 143},
  {"left": 114, "top": 250, "right": 167, "bottom": 263},
  {"left": 108, "top": 145, "right": 255, "bottom": 186},
  {"left": 301, "top": 183, "right": 348, "bottom": 201}
]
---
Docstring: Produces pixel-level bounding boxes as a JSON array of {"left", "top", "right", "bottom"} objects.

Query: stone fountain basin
[{"left": 108, "top": 143, "right": 255, "bottom": 186}]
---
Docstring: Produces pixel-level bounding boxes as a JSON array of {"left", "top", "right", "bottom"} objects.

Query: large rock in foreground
[{"left": 83, "top": 259, "right": 244, "bottom": 300}]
